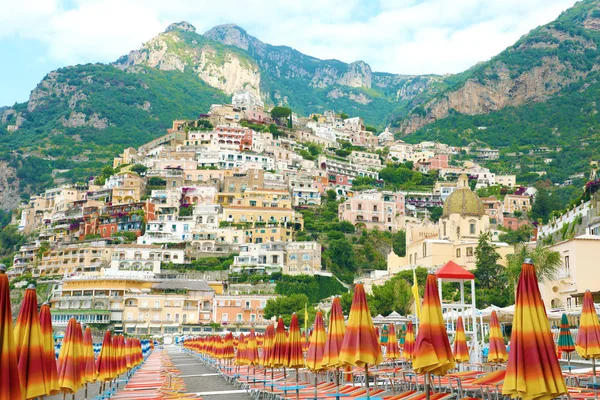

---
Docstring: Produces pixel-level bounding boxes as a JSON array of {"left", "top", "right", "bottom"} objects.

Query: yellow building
[
  {"left": 234, "top": 189, "right": 293, "bottom": 209},
  {"left": 222, "top": 206, "right": 304, "bottom": 230},
  {"left": 35, "top": 244, "right": 113, "bottom": 277},
  {"left": 540, "top": 234, "right": 600, "bottom": 310},
  {"left": 388, "top": 174, "right": 513, "bottom": 274},
  {"left": 109, "top": 172, "right": 145, "bottom": 205},
  {"left": 245, "top": 226, "right": 293, "bottom": 243}
]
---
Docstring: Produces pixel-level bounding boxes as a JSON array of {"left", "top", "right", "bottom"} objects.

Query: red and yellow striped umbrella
[
  {"left": 286, "top": 313, "right": 304, "bottom": 369},
  {"left": 413, "top": 274, "right": 455, "bottom": 375},
  {"left": 339, "top": 283, "right": 383, "bottom": 367},
  {"left": 322, "top": 296, "right": 346, "bottom": 368},
  {"left": 14, "top": 284, "right": 48, "bottom": 399},
  {"left": 82, "top": 327, "right": 96, "bottom": 383},
  {"left": 488, "top": 310, "right": 508, "bottom": 363},
  {"left": 270, "top": 318, "right": 287, "bottom": 368},
  {"left": 261, "top": 324, "right": 274, "bottom": 367},
  {"left": 576, "top": 290, "right": 600, "bottom": 359},
  {"left": 403, "top": 321, "right": 415, "bottom": 361},
  {"left": 223, "top": 332, "right": 235, "bottom": 359},
  {"left": 453, "top": 316, "right": 470, "bottom": 364},
  {"left": 0, "top": 264, "right": 23, "bottom": 400},
  {"left": 96, "top": 330, "right": 114, "bottom": 382},
  {"left": 74, "top": 323, "right": 86, "bottom": 389},
  {"left": 306, "top": 311, "right": 326, "bottom": 371},
  {"left": 301, "top": 331, "right": 309, "bottom": 353},
  {"left": 39, "top": 303, "right": 59, "bottom": 395},
  {"left": 386, "top": 324, "right": 400, "bottom": 360},
  {"left": 502, "top": 260, "right": 567, "bottom": 400},
  {"left": 57, "top": 318, "right": 83, "bottom": 394},
  {"left": 235, "top": 334, "right": 247, "bottom": 366},
  {"left": 247, "top": 328, "right": 259, "bottom": 366}
]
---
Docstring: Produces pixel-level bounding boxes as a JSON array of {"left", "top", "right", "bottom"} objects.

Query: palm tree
[{"left": 505, "top": 245, "right": 562, "bottom": 289}]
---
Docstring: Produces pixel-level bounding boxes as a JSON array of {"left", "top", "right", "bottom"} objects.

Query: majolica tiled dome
[{"left": 442, "top": 174, "right": 485, "bottom": 218}]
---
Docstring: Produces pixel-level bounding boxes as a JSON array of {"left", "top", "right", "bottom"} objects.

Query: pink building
[
  {"left": 212, "top": 294, "right": 276, "bottom": 326},
  {"left": 503, "top": 217, "right": 529, "bottom": 231},
  {"left": 338, "top": 190, "right": 405, "bottom": 232},
  {"left": 480, "top": 196, "right": 504, "bottom": 225}
]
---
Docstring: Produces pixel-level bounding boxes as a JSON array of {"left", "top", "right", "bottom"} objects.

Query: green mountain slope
[{"left": 0, "top": 64, "right": 227, "bottom": 203}]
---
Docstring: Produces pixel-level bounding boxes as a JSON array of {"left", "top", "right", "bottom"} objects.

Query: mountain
[
  {"left": 3, "top": 1, "right": 600, "bottom": 208},
  {"left": 397, "top": 0, "right": 600, "bottom": 135}
]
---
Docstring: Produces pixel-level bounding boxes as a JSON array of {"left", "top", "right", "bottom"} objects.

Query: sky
[{"left": 0, "top": 0, "right": 579, "bottom": 107}]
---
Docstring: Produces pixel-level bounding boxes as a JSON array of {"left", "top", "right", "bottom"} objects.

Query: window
[
  {"left": 289, "top": 254, "right": 297, "bottom": 260},
  {"left": 466, "top": 247, "right": 473, "bottom": 256},
  {"left": 358, "top": 203, "right": 362, "bottom": 211},
  {"left": 443, "top": 222, "right": 447, "bottom": 237},
  {"left": 302, "top": 254, "right": 311, "bottom": 261},
  {"left": 237, "top": 314, "right": 243, "bottom": 322},
  {"left": 422, "top": 243, "right": 427, "bottom": 257},
  {"left": 469, "top": 223, "right": 476, "bottom": 235},
  {"left": 456, "top": 248, "right": 461, "bottom": 257},
  {"left": 154, "top": 301, "right": 160, "bottom": 308},
  {"left": 565, "top": 256, "right": 570, "bottom": 273},
  {"left": 373, "top": 205, "right": 378, "bottom": 212},
  {"left": 222, "top": 313, "right": 229, "bottom": 322}
]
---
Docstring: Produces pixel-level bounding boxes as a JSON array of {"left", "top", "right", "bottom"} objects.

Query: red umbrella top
[
  {"left": 39, "top": 303, "right": 59, "bottom": 395},
  {"left": 270, "top": 317, "right": 287, "bottom": 368},
  {"left": 0, "top": 264, "right": 23, "bottom": 400},
  {"left": 285, "top": 313, "right": 304, "bottom": 369},
  {"left": 322, "top": 296, "right": 346, "bottom": 368},
  {"left": 14, "top": 284, "right": 48, "bottom": 398},
  {"left": 306, "top": 311, "right": 326, "bottom": 371}
]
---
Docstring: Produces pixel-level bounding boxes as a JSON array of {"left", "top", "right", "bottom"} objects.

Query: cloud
[{"left": 0, "top": 0, "right": 580, "bottom": 75}]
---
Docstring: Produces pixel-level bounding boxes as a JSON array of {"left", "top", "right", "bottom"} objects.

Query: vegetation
[
  {"left": 274, "top": 274, "right": 347, "bottom": 303},
  {"left": 263, "top": 294, "right": 316, "bottom": 326}
]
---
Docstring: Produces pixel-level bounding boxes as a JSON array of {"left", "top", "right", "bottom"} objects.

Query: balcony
[
  {"left": 138, "top": 306, "right": 150, "bottom": 311},
  {"left": 183, "top": 306, "right": 198, "bottom": 311},
  {"left": 151, "top": 306, "right": 162, "bottom": 311}
]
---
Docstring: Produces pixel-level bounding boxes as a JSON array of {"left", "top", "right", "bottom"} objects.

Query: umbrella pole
[
  {"left": 365, "top": 364, "right": 370, "bottom": 399},
  {"left": 85, "top": 382, "right": 88, "bottom": 400},
  {"left": 296, "top": 368, "right": 300, "bottom": 400},
  {"left": 314, "top": 372, "right": 318, "bottom": 400},
  {"left": 595, "top": 358, "right": 597, "bottom": 385},
  {"left": 425, "top": 373, "right": 430, "bottom": 400},
  {"left": 568, "top": 353, "right": 572, "bottom": 373},
  {"left": 336, "top": 367, "right": 340, "bottom": 397}
]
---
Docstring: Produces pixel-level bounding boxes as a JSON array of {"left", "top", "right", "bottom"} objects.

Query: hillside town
[{"left": 5, "top": 90, "right": 599, "bottom": 343}]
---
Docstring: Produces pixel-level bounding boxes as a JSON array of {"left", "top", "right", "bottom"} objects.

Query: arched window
[
  {"left": 289, "top": 254, "right": 297, "bottom": 260},
  {"left": 302, "top": 254, "right": 311, "bottom": 261}
]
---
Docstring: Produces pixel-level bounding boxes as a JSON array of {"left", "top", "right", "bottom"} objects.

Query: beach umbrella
[
  {"left": 82, "top": 327, "right": 96, "bottom": 383},
  {"left": 286, "top": 313, "right": 305, "bottom": 400},
  {"left": 413, "top": 275, "right": 454, "bottom": 400},
  {"left": 247, "top": 328, "right": 259, "bottom": 366},
  {"left": 339, "top": 284, "right": 383, "bottom": 399},
  {"left": 301, "top": 331, "right": 309, "bottom": 353},
  {"left": 558, "top": 313, "right": 575, "bottom": 372},
  {"left": 74, "top": 322, "right": 86, "bottom": 389},
  {"left": 270, "top": 317, "right": 287, "bottom": 368},
  {"left": 0, "top": 264, "right": 23, "bottom": 400},
  {"left": 488, "top": 310, "right": 508, "bottom": 363},
  {"left": 96, "top": 330, "right": 114, "bottom": 383},
  {"left": 403, "top": 321, "right": 415, "bottom": 361},
  {"left": 306, "top": 311, "right": 327, "bottom": 400},
  {"left": 235, "top": 334, "right": 247, "bottom": 366},
  {"left": 380, "top": 324, "right": 389, "bottom": 345},
  {"left": 323, "top": 296, "right": 346, "bottom": 396},
  {"left": 576, "top": 289, "right": 600, "bottom": 382},
  {"left": 260, "top": 324, "right": 275, "bottom": 394},
  {"left": 57, "top": 318, "right": 82, "bottom": 395},
  {"left": 223, "top": 332, "right": 235, "bottom": 360},
  {"left": 502, "top": 259, "right": 567, "bottom": 400},
  {"left": 453, "top": 316, "right": 470, "bottom": 366},
  {"left": 14, "top": 284, "right": 48, "bottom": 399},
  {"left": 39, "top": 303, "right": 59, "bottom": 395},
  {"left": 386, "top": 324, "right": 400, "bottom": 360}
]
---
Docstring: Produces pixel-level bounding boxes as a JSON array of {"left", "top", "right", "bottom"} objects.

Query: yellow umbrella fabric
[
  {"left": 339, "top": 284, "right": 383, "bottom": 367},
  {"left": 386, "top": 324, "right": 400, "bottom": 360},
  {"left": 488, "top": 310, "right": 508, "bottom": 363},
  {"left": 412, "top": 274, "right": 455, "bottom": 375},
  {"left": 0, "top": 264, "right": 23, "bottom": 400},
  {"left": 453, "top": 316, "right": 470, "bottom": 364},
  {"left": 39, "top": 303, "right": 59, "bottom": 395},
  {"left": 270, "top": 318, "right": 287, "bottom": 368},
  {"left": 57, "top": 318, "right": 82, "bottom": 394},
  {"left": 502, "top": 260, "right": 567, "bottom": 400},
  {"left": 305, "top": 311, "right": 326, "bottom": 371},
  {"left": 14, "top": 284, "right": 48, "bottom": 399},
  {"left": 576, "top": 290, "right": 600, "bottom": 359},
  {"left": 322, "top": 297, "right": 346, "bottom": 368},
  {"left": 403, "top": 321, "right": 415, "bottom": 361},
  {"left": 285, "top": 313, "right": 304, "bottom": 369},
  {"left": 82, "top": 327, "right": 96, "bottom": 383}
]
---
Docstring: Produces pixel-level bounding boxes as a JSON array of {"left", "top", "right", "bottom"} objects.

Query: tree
[
  {"left": 392, "top": 230, "right": 406, "bottom": 256},
  {"left": 263, "top": 294, "right": 315, "bottom": 326},
  {"left": 326, "top": 237, "right": 356, "bottom": 273},
  {"left": 429, "top": 206, "right": 443, "bottom": 222},
  {"left": 130, "top": 164, "right": 148, "bottom": 175},
  {"left": 474, "top": 233, "right": 503, "bottom": 290},
  {"left": 325, "top": 190, "right": 337, "bottom": 202},
  {"left": 271, "top": 106, "right": 292, "bottom": 124},
  {"left": 531, "top": 188, "right": 554, "bottom": 223},
  {"left": 505, "top": 245, "right": 562, "bottom": 290},
  {"left": 339, "top": 112, "right": 349, "bottom": 120},
  {"left": 499, "top": 225, "right": 533, "bottom": 244},
  {"left": 370, "top": 278, "right": 413, "bottom": 316}
]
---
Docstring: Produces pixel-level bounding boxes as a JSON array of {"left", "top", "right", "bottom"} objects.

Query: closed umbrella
[
  {"left": 488, "top": 310, "right": 508, "bottom": 364},
  {"left": 14, "top": 284, "right": 48, "bottom": 399},
  {"left": 301, "top": 331, "right": 309, "bottom": 353},
  {"left": 502, "top": 259, "right": 567, "bottom": 400},
  {"left": 380, "top": 324, "right": 389, "bottom": 345},
  {"left": 39, "top": 303, "right": 59, "bottom": 395},
  {"left": 260, "top": 324, "right": 275, "bottom": 394},
  {"left": 96, "top": 330, "right": 114, "bottom": 388},
  {"left": 82, "top": 327, "right": 96, "bottom": 398},
  {"left": 339, "top": 284, "right": 383, "bottom": 399},
  {"left": 413, "top": 275, "right": 454, "bottom": 400},
  {"left": 386, "top": 323, "right": 401, "bottom": 391},
  {"left": 285, "top": 313, "right": 305, "bottom": 400},
  {"left": 403, "top": 321, "right": 415, "bottom": 361},
  {"left": 557, "top": 314, "right": 575, "bottom": 372},
  {"left": 576, "top": 290, "right": 600, "bottom": 383},
  {"left": 453, "top": 316, "right": 470, "bottom": 367},
  {"left": 270, "top": 317, "right": 287, "bottom": 368},
  {"left": 0, "top": 264, "right": 23, "bottom": 400},
  {"left": 56, "top": 318, "right": 82, "bottom": 395},
  {"left": 306, "top": 311, "right": 326, "bottom": 400},
  {"left": 322, "top": 297, "right": 346, "bottom": 396}
]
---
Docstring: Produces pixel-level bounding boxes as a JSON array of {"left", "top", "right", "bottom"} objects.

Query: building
[
  {"left": 496, "top": 175, "right": 516, "bottom": 187},
  {"left": 540, "top": 235, "right": 600, "bottom": 310},
  {"left": 110, "top": 244, "right": 186, "bottom": 273},
  {"left": 349, "top": 151, "right": 382, "bottom": 168},
  {"left": 232, "top": 242, "right": 287, "bottom": 274},
  {"left": 107, "top": 172, "right": 145, "bottom": 205},
  {"left": 213, "top": 294, "right": 276, "bottom": 327},
  {"left": 338, "top": 190, "right": 405, "bottom": 232},
  {"left": 480, "top": 196, "right": 504, "bottom": 225},
  {"left": 388, "top": 174, "right": 513, "bottom": 274},
  {"left": 35, "top": 243, "right": 113, "bottom": 277},
  {"left": 284, "top": 241, "right": 322, "bottom": 275},
  {"left": 503, "top": 194, "right": 531, "bottom": 214}
]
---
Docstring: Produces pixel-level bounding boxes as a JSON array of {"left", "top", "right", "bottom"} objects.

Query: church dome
[{"left": 441, "top": 174, "right": 485, "bottom": 218}]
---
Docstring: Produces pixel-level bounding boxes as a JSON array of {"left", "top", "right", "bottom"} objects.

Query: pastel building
[{"left": 338, "top": 190, "right": 405, "bottom": 232}]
